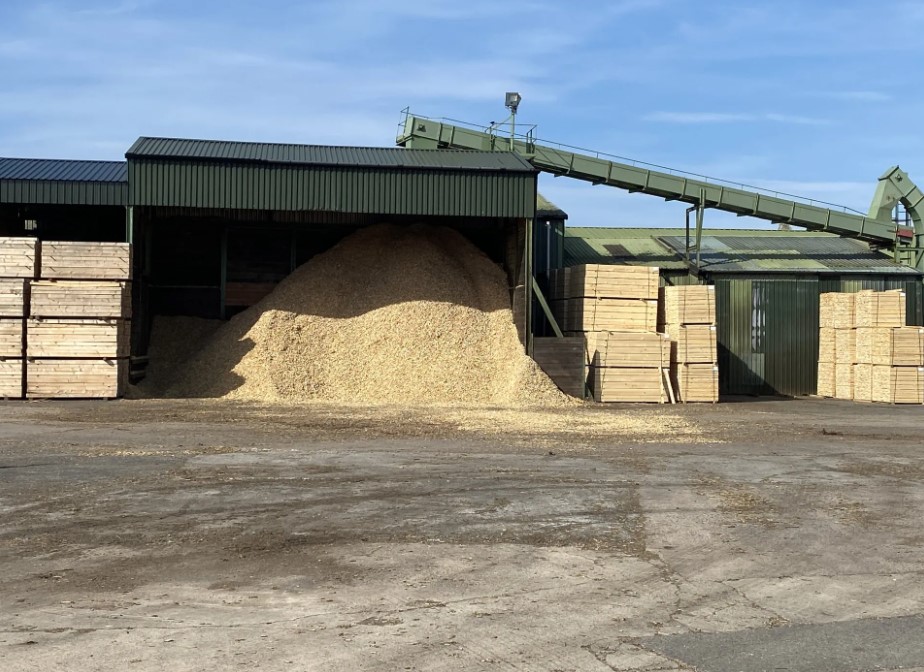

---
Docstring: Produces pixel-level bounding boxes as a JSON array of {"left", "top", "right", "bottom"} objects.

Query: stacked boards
[
  {"left": 550, "top": 264, "right": 669, "bottom": 402},
  {"left": 0, "top": 238, "right": 35, "bottom": 398},
  {"left": 548, "top": 264, "right": 718, "bottom": 403},
  {"left": 0, "top": 238, "right": 132, "bottom": 399},
  {"left": 818, "top": 290, "right": 922, "bottom": 404},
  {"left": 660, "top": 286, "right": 719, "bottom": 403}
]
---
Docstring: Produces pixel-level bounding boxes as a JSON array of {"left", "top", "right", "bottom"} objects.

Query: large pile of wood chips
[{"left": 164, "top": 224, "right": 568, "bottom": 405}]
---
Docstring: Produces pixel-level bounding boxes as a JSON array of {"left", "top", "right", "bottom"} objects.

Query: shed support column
[
  {"left": 125, "top": 206, "right": 134, "bottom": 243},
  {"left": 526, "top": 218, "right": 534, "bottom": 355}
]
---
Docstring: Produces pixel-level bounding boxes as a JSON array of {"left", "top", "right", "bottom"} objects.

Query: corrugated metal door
[{"left": 716, "top": 276, "right": 819, "bottom": 396}]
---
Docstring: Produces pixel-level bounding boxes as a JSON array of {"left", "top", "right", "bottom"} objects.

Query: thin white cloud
[
  {"left": 646, "top": 111, "right": 829, "bottom": 126},
  {"left": 821, "top": 91, "right": 892, "bottom": 103},
  {"left": 645, "top": 112, "right": 752, "bottom": 124}
]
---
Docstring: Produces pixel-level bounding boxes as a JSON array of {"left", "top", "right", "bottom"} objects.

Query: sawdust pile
[
  {"left": 133, "top": 316, "right": 223, "bottom": 397},
  {"left": 163, "top": 224, "right": 569, "bottom": 405}
]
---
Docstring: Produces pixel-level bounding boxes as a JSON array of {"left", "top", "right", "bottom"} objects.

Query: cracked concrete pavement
[{"left": 1, "top": 397, "right": 923, "bottom": 671}]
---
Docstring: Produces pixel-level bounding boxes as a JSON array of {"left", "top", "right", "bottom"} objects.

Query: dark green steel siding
[
  {"left": 128, "top": 160, "right": 535, "bottom": 217},
  {"left": 0, "top": 180, "right": 127, "bottom": 206},
  {"left": 533, "top": 219, "right": 564, "bottom": 274},
  {"left": 715, "top": 276, "right": 820, "bottom": 396}
]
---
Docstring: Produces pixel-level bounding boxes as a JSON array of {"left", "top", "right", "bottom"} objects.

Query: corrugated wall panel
[
  {"left": 0, "top": 180, "right": 127, "bottom": 206},
  {"left": 128, "top": 160, "right": 535, "bottom": 218}
]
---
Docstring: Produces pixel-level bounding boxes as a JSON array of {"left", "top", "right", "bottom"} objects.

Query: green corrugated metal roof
[
  {"left": 564, "top": 227, "right": 919, "bottom": 275},
  {"left": 659, "top": 235, "right": 917, "bottom": 274},
  {"left": 0, "top": 158, "right": 127, "bottom": 182},
  {"left": 537, "top": 193, "right": 567, "bottom": 219},
  {"left": 0, "top": 157, "right": 128, "bottom": 206},
  {"left": 127, "top": 137, "right": 536, "bottom": 172}
]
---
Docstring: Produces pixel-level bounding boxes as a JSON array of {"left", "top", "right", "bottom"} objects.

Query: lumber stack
[
  {"left": 0, "top": 239, "right": 36, "bottom": 398},
  {"left": 661, "top": 286, "right": 718, "bottom": 403},
  {"left": 855, "top": 290, "right": 906, "bottom": 327},
  {"left": 817, "top": 293, "right": 859, "bottom": 400},
  {"left": 589, "top": 331, "right": 671, "bottom": 403},
  {"left": 550, "top": 264, "right": 673, "bottom": 403},
  {"left": 551, "top": 265, "right": 659, "bottom": 333},
  {"left": 8, "top": 240, "right": 133, "bottom": 399},
  {"left": 547, "top": 266, "right": 722, "bottom": 403},
  {"left": 818, "top": 290, "right": 920, "bottom": 404},
  {"left": 40, "top": 241, "right": 133, "bottom": 281},
  {"left": 857, "top": 327, "right": 924, "bottom": 366},
  {"left": 817, "top": 296, "right": 837, "bottom": 398}
]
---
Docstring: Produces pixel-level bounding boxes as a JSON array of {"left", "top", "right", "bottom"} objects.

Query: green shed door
[{"left": 716, "top": 276, "right": 820, "bottom": 397}]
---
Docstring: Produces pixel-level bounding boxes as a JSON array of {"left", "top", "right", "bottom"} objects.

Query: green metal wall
[
  {"left": 128, "top": 160, "right": 536, "bottom": 218},
  {"left": 0, "top": 180, "right": 127, "bottom": 206}
]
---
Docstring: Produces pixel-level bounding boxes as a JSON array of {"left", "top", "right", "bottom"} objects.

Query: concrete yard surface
[{"left": 1, "top": 397, "right": 923, "bottom": 671}]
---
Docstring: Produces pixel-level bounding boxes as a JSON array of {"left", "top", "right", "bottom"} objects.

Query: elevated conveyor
[{"left": 397, "top": 113, "right": 924, "bottom": 270}]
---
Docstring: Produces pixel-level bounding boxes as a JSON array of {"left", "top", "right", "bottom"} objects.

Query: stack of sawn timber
[
  {"left": 818, "top": 290, "right": 922, "bottom": 404},
  {"left": 660, "top": 286, "right": 719, "bottom": 403},
  {"left": 549, "top": 264, "right": 670, "bottom": 403},
  {"left": 0, "top": 238, "right": 36, "bottom": 398},
  {"left": 26, "top": 241, "right": 132, "bottom": 399}
]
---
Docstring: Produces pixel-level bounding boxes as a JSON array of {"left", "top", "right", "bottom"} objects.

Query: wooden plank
[
  {"left": 39, "top": 241, "right": 132, "bottom": 281},
  {"left": 27, "top": 319, "right": 130, "bottom": 358},
  {"left": 531, "top": 337, "right": 585, "bottom": 398},
  {"left": 855, "top": 290, "right": 906, "bottom": 328},
  {"left": 819, "top": 293, "right": 837, "bottom": 328},
  {"left": 817, "top": 361, "right": 836, "bottom": 398},
  {"left": 30, "top": 280, "right": 131, "bottom": 318},
  {"left": 0, "top": 279, "right": 27, "bottom": 317},
  {"left": 660, "top": 286, "right": 716, "bottom": 327},
  {"left": 0, "top": 319, "right": 24, "bottom": 358},
  {"left": 662, "top": 368, "right": 676, "bottom": 404},
  {"left": 871, "top": 366, "right": 924, "bottom": 404},
  {"left": 26, "top": 358, "right": 127, "bottom": 398},
  {"left": 673, "top": 363, "right": 719, "bottom": 403},
  {"left": 0, "top": 359, "right": 24, "bottom": 398},
  {"left": 0, "top": 237, "right": 38, "bottom": 279},
  {"left": 835, "top": 362, "right": 854, "bottom": 400},
  {"left": 835, "top": 329, "right": 856, "bottom": 365},
  {"left": 818, "top": 327, "right": 836, "bottom": 364}
]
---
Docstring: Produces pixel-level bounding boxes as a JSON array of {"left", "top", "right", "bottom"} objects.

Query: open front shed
[
  {"left": 0, "top": 158, "right": 127, "bottom": 241},
  {"left": 125, "top": 138, "right": 539, "bottom": 358}
]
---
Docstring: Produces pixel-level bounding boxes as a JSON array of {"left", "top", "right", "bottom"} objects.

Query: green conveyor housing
[{"left": 397, "top": 114, "right": 924, "bottom": 270}]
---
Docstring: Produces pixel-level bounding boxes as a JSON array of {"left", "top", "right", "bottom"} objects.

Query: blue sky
[{"left": 1, "top": 0, "right": 922, "bottom": 228}]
